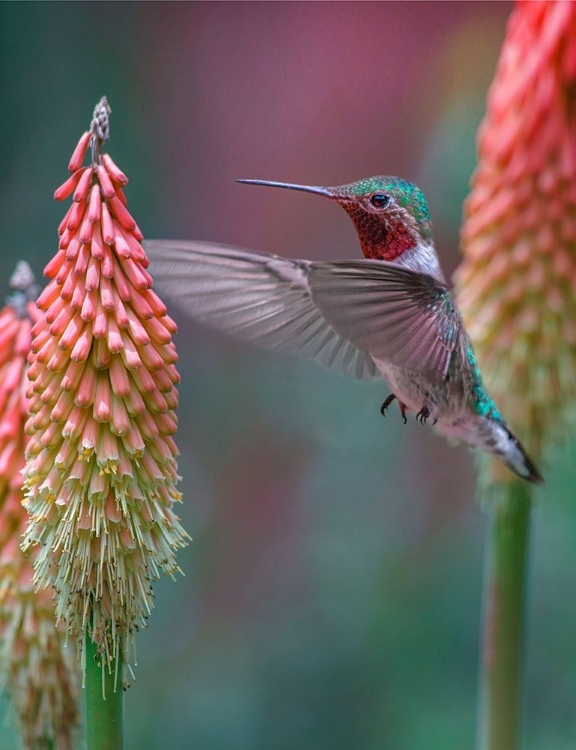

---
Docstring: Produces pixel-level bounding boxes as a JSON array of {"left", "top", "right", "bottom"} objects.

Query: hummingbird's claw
[
  {"left": 400, "top": 402, "right": 408, "bottom": 425},
  {"left": 417, "top": 406, "right": 430, "bottom": 425},
  {"left": 380, "top": 393, "right": 396, "bottom": 417}
]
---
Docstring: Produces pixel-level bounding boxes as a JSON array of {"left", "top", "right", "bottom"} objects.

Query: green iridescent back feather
[
  {"left": 430, "top": 288, "right": 503, "bottom": 423},
  {"left": 465, "top": 345, "right": 503, "bottom": 421}
]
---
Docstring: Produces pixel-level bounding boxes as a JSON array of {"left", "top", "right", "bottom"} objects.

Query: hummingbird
[{"left": 144, "top": 176, "right": 543, "bottom": 484}]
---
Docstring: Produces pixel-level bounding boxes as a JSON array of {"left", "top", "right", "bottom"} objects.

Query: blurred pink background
[{"left": 2, "top": 3, "right": 576, "bottom": 749}]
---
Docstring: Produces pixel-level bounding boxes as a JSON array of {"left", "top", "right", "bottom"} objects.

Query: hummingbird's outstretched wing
[
  {"left": 308, "top": 261, "right": 460, "bottom": 381},
  {"left": 144, "top": 240, "right": 379, "bottom": 380}
]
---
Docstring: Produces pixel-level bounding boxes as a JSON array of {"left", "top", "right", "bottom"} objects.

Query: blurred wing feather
[
  {"left": 144, "top": 240, "right": 378, "bottom": 380},
  {"left": 309, "top": 260, "right": 460, "bottom": 380}
]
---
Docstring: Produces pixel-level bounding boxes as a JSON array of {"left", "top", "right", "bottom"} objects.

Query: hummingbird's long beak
[{"left": 236, "top": 179, "right": 339, "bottom": 200}]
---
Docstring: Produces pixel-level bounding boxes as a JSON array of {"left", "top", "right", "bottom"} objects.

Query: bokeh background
[{"left": 1, "top": 2, "right": 576, "bottom": 748}]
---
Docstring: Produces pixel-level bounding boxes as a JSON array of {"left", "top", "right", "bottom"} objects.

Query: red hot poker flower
[{"left": 22, "top": 97, "right": 190, "bottom": 672}]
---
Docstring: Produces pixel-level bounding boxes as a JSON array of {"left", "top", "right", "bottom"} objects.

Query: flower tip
[
  {"left": 5, "top": 261, "right": 39, "bottom": 317},
  {"left": 9, "top": 261, "right": 36, "bottom": 292},
  {"left": 91, "top": 96, "right": 112, "bottom": 145}
]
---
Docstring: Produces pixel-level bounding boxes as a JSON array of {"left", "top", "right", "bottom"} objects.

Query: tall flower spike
[
  {"left": 22, "top": 97, "right": 189, "bottom": 674},
  {"left": 456, "top": 5, "right": 576, "bottom": 749},
  {"left": 456, "top": 1, "right": 576, "bottom": 473},
  {"left": 0, "top": 262, "right": 79, "bottom": 750}
]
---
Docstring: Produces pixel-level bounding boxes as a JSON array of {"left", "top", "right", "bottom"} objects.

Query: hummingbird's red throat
[{"left": 342, "top": 203, "right": 416, "bottom": 260}]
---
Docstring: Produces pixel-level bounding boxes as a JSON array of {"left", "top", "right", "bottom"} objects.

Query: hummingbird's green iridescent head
[
  {"left": 237, "top": 176, "right": 433, "bottom": 261},
  {"left": 330, "top": 176, "right": 433, "bottom": 260}
]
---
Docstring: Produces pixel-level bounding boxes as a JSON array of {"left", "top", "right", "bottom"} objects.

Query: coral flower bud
[
  {"left": 22, "top": 97, "right": 189, "bottom": 674},
  {"left": 54, "top": 167, "right": 87, "bottom": 202},
  {"left": 97, "top": 164, "right": 116, "bottom": 199},
  {"left": 88, "top": 184, "right": 102, "bottom": 223},
  {"left": 73, "top": 166, "right": 93, "bottom": 203},
  {"left": 67, "top": 131, "right": 91, "bottom": 172},
  {"left": 102, "top": 153, "right": 129, "bottom": 185}
]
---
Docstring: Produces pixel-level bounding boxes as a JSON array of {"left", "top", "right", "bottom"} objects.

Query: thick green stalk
[
  {"left": 477, "top": 481, "right": 532, "bottom": 750},
  {"left": 85, "top": 639, "right": 124, "bottom": 750}
]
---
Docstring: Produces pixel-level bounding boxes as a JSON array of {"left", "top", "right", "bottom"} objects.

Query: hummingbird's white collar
[{"left": 397, "top": 241, "right": 445, "bottom": 282}]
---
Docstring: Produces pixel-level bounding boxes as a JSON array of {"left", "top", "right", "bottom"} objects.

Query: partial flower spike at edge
[
  {"left": 22, "top": 97, "right": 190, "bottom": 684},
  {"left": 456, "top": 4, "right": 576, "bottom": 750},
  {"left": 457, "top": 1, "right": 576, "bottom": 467},
  {"left": 0, "top": 262, "right": 79, "bottom": 750}
]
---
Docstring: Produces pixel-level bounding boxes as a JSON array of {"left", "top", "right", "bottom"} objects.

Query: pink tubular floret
[{"left": 67, "top": 132, "right": 91, "bottom": 172}]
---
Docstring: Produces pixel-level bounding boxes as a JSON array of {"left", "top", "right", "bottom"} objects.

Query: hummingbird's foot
[
  {"left": 417, "top": 405, "right": 430, "bottom": 425},
  {"left": 399, "top": 401, "right": 408, "bottom": 425},
  {"left": 380, "top": 394, "right": 396, "bottom": 417},
  {"left": 380, "top": 394, "right": 408, "bottom": 424}
]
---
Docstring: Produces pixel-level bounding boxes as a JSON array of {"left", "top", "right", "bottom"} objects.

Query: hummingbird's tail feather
[
  {"left": 498, "top": 424, "right": 544, "bottom": 484},
  {"left": 442, "top": 414, "right": 543, "bottom": 483}
]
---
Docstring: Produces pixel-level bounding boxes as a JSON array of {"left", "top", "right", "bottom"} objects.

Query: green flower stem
[
  {"left": 477, "top": 481, "right": 531, "bottom": 750},
  {"left": 85, "top": 638, "right": 124, "bottom": 750}
]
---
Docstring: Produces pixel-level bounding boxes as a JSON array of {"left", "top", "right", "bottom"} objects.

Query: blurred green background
[{"left": 1, "top": 2, "right": 576, "bottom": 748}]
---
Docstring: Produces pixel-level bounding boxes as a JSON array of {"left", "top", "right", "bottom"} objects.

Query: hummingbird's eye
[{"left": 370, "top": 193, "right": 391, "bottom": 208}]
